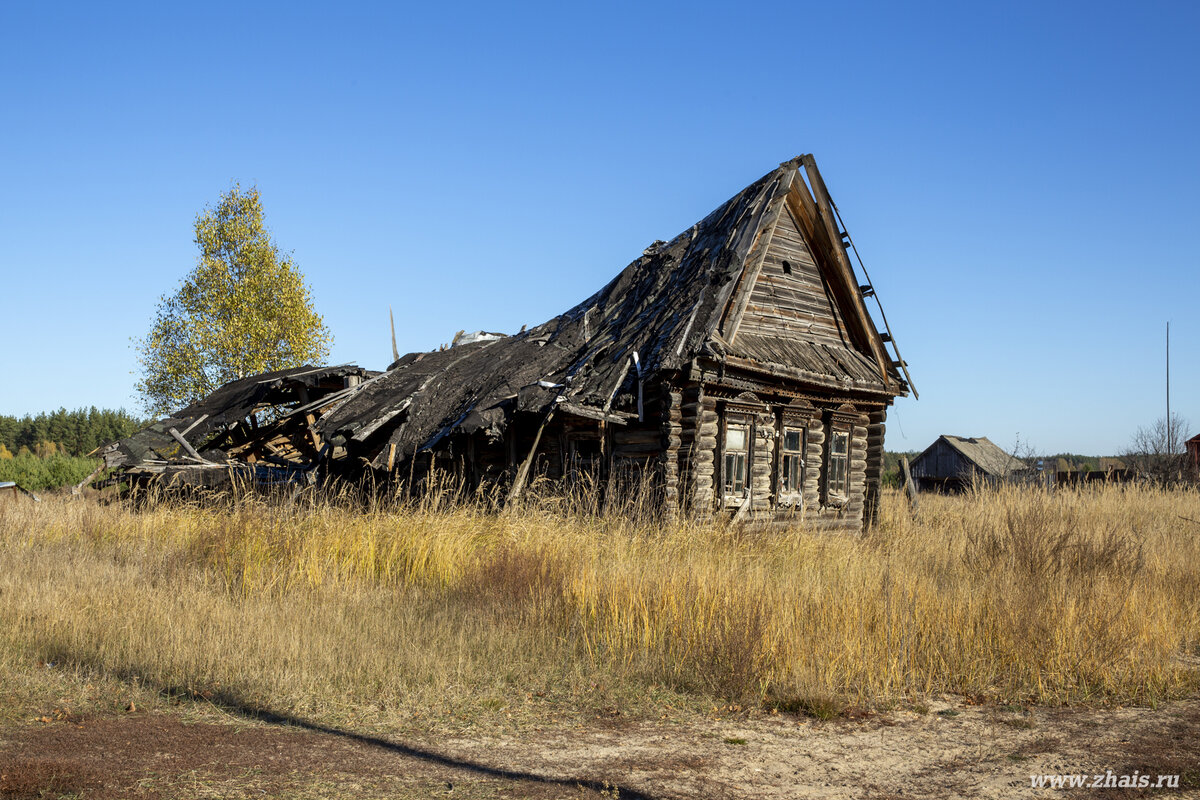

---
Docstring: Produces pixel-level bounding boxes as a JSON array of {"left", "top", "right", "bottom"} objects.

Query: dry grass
[{"left": 0, "top": 483, "right": 1197, "bottom": 728}]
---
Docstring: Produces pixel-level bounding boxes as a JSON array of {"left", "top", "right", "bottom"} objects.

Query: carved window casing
[
  {"left": 720, "top": 399, "right": 762, "bottom": 506},
  {"left": 722, "top": 422, "right": 749, "bottom": 500},
  {"left": 823, "top": 404, "right": 859, "bottom": 505},
  {"left": 775, "top": 400, "right": 816, "bottom": 508},
  {"left": 827, "top": 429, "right": 849, "bottom": 498},
  {"left": 780, "top": 427, "right": 805, "bottom": 497}
]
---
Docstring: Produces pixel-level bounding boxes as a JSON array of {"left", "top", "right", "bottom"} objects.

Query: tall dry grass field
[{"left": 1, "top": 484, "right": 1197, "bottom": 726}]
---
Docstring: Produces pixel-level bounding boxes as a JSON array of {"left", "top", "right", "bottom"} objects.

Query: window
[
  {"left": 567, "top": 437, "right": 602, "bottom": 482},
  {"left": 723, "top": 424, "right": 749, "bottom": 498},
  {"left": 828, "top": 430, "right": 849, "bottom": 497},
  {"left": 780, "top": 427, "right": 805, "bottom": 496}
]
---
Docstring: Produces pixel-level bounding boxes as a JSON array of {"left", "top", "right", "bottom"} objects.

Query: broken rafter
[{"left": 168, "top": 427, "right": 213, "bottom": 464}]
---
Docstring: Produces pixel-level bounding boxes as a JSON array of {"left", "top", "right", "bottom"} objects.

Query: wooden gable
[
  {"left": 716, "top": 157, "right": 901, "bottom": 395},
  {"left": 735, "top": 201, "right": 854, "bottom": 349}
]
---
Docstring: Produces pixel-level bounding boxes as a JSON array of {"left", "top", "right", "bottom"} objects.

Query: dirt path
[{"left": 2, "top": 698, "right": 1197, "bottom": 799}]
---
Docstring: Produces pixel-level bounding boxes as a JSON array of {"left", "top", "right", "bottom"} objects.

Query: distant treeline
[
  {"left": 883, "top": 451, "right": 922, "bottom": 475},
  {"left": 0, "top": 407, "right": 144, "bottom": 459}
]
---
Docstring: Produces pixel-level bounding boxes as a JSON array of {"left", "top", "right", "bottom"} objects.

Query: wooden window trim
[
  {"left": 776, "top": 416, "right": 806, "bottom": 506},
  {"left": 720, "top": 413, "right": 752, "bottom": 506},
  {"left": 824, "top": 425, "right": 851, "bottom": 505}
]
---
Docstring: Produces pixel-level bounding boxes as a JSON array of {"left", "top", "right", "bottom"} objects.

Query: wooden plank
[
  {"left": 168, "top": 427, "right": 212, "bottom": 464},
  {"left": 559, "top": 402, "right": 631, "bottom": 425}
]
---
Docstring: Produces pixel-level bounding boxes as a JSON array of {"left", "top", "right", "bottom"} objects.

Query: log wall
[
  {"left": 864, "top": 409, "right": 887, "bottom": 527},
  {"left": 678, "top": 384, "right": 702, "bottom": 513},
  {"left": 692, "top": 395, "right": 718, "bottom": 514},
  {"left": 436, "top": 376, "right": 892, "bottom": 533},
  {"left": 661, "top": 387, "right": 682, "bottom": 516},
  {"left": 749, "top": 407, "right": 775, "bottom": 517},
  {"left": 802, "top": 421, "right": 825, "bottom": 512}
]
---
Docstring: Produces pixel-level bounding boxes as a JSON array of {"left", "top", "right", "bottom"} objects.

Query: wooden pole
[
  {"left": 900, "top": 456, "right": 919, "bottom": 514},
  {"left": 506, "top": 408, "right": 556, "bottom": 504},
  {"left": 168, "top": 427, "right": 212, "bottom": 464},
  {"left": 390, "top": 306, "right": 400, "bottom": 363}
]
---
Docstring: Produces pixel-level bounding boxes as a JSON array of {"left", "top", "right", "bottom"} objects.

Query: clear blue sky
[{"left": 2, "top": 1, "right": 1197, "bottom": 456}]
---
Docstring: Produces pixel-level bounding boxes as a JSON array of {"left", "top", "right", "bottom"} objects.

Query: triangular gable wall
[
  {"left": 717, "top": 159, "right": 897, "bottom": 392},
  {"left": 734, "top": 202, "right": 854, "bottom": 349}
]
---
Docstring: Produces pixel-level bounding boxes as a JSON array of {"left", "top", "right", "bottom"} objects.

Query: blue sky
[{"left": 1, "top": 1, "right": 1197, "bottom": 456}]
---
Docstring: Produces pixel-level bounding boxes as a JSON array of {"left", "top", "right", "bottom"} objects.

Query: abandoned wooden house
[
  {"left": 101, "top": 155, "right": 912, "bottom": 529},
  {"left": 908, "top": 435, "right": 1025, "bottom": 492}
]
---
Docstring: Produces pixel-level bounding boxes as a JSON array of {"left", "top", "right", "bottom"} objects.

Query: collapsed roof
[{"left": 99, "top": 364, "right": 372, "bottom": 473}]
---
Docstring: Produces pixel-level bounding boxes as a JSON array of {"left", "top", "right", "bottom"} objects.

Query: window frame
[
  {"left": 821, "top": 404, "right": 861, "bottom": 506},
  {"left": 721, "top": 418, "right": 751, "bottom": 503},
  {"left": 777, "top": 424, "right": 806, "bottom": 505},
  {"left": 565, "top": 434, "right": 603, "bottom": 484},
  {"left": 826, "top": 427, "right": 850, "bottom": 500}
]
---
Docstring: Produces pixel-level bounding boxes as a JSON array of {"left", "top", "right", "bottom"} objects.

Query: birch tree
[{"left": 135, "top": 185, "right": 332, "bottom": 417}]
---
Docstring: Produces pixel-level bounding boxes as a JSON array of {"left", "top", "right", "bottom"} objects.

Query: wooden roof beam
[
  {"left": 783, "top": 183, "right": 857, "bottom": 347},
  {"left": 797, "top": 154, "right": 893, "bottom": 390}
]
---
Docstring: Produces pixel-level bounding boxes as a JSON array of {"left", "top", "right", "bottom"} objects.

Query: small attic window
[{"left": 781, "top": 260, "right": 793, "bottom": 274}]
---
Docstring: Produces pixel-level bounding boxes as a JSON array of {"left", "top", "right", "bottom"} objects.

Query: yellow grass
[{"left": 1, "top": 484, "right": 1198, "bottom": 725}]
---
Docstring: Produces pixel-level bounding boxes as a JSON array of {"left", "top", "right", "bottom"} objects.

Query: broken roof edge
[
  {"left": 98, "top": 363, "right": 373, "bottom": 470},
  {"left": 716, "top": 354, "right": 907, "bottom": 399}
]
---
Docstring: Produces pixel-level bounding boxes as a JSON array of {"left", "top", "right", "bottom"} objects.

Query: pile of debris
[{"left": 98, "top": 365, "right": 374, "bottom": 490}]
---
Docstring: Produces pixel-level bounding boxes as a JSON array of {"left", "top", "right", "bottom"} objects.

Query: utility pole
[{"left": 1167, "top": 321, "right": 1171, "bottom": 455}]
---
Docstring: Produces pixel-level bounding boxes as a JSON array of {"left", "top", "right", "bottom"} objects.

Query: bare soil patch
[
  {"left": 2, "top": 699, "right": 1198, "bottom": 799},
  {"left": 0, "top": 709, "right": 633, "bottom": 799}
]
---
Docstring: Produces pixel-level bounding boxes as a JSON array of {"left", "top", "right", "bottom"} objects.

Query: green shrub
[{"left": 0, "top": 453, "right": 102, "bottom": 492}]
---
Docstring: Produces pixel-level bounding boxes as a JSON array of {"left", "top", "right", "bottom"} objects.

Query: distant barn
[{"left": 909, "top": 435, "right": 1025, "bottom": 492}]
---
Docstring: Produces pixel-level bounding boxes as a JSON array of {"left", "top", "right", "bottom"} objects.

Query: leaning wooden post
[
  {"left": 506, "top": 407, "right": 556, "bottom": 505},
  {"left": 71, "top": 463, "right": 106, "bottom": 496},
  {"left": 900, "top": 456, "right": 919, "bottom": 514}
]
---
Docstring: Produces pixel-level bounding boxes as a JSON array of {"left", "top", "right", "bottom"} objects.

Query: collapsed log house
[{"left": 103, "top": 155, "right": 913, "bottom": 529}]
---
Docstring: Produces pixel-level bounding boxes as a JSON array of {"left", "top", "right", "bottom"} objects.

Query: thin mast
[{"left": 1167, "top": 321, "right": 1171, "bottom": 454}]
